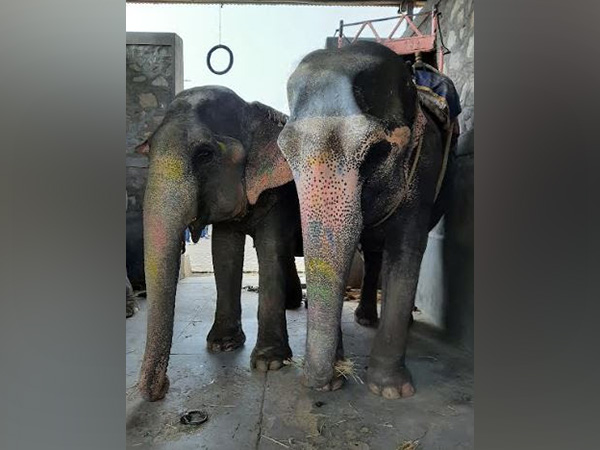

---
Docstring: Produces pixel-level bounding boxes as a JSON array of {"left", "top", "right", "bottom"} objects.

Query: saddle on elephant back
[
  {"left": 414, "top": 65, "right": 461, "bottom": 131},
  {"left": 412, "top": 63, "right": 461, "bottom": 200}
]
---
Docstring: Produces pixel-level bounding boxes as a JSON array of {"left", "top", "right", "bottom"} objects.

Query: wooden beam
[{"left": 126, "top": 0, "right": 426, "bottom": 6}]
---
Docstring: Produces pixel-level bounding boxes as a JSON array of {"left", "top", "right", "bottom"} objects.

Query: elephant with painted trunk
[
  {"left": 278, "top": 41, "right": 454, "bottom": 398},
  {"left": 137, "top": 86, "right": 303, "bottom": 401}
]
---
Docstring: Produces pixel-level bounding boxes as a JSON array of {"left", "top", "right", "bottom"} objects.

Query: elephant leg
[
  {"left": 354, "top": 250, "right": 382, "bottom": 327},
  {"left": 250, "top": 208, "right": 294, "bottom": 372},
  {"left": 126, "top": 273, "right": 138, "bottom": 318},
  {"left": 207, "top": 223, "right": 246, "bottom": 352},
  {"left": 367, "top": 206, "right": 430, "bottom": 400},
  {"left": 284, "top": 255, "right": 303, "bottom": 310}
]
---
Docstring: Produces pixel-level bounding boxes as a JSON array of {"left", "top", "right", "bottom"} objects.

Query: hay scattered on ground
[
  {"left": 399, "top": 440, "right": 420, "bottom": 450},
  {"left": 343, "top": 287, "right": 383, "bottom": 302},
  {"left": 284, "top": 357, "right": 364, "bottom": 385}
]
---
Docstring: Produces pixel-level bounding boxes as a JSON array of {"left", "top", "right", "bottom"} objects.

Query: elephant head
[
  {"left": 277, "top": 42, "right": 423, "bottom": 387},
  {"left": 137, "top": 86, "right": 293, "bottom": 401}
]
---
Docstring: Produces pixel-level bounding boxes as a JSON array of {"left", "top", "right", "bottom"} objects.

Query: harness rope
[{"left": 368, "top": 101, "right": 453, "bottom": 229}]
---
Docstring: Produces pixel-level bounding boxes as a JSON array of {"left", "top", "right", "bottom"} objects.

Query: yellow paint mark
[
  {"left": 306, "top": 153, "right": 329, "bottom": 167},
  {"left": 153, "top": 156, "right": 184, "bottom": 181},
  {"left": 306, "top": 258, "right": 336, "bottom": 282},
  {"left": 217, "top": 141, "right": 227, "bottom": 152},
  {"left": 145, "top": 254, "right": 159, "bottom": 281}
]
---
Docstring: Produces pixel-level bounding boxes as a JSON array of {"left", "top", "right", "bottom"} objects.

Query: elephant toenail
[
  {"left": 382, "top": 387, "right": 401, "bottom": 399},
  {"left": 401, "top": 383, "right": 415, "bottom": 397},
  {"left": 269, "top": 360, "right": 283, "bottom": 370}
]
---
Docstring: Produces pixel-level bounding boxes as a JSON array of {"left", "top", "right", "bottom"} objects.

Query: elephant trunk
[
  {"left": 297, "top": 163, "right": 363, "bottom": 386},
  {"left": 138, "top": 156, "right": 197, "bottom": 401}
]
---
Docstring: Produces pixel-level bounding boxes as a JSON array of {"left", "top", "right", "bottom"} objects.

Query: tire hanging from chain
[{"left": 207, "top": 4, "right": 234, "bottom": 75}]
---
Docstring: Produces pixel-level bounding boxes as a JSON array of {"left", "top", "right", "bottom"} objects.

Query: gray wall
[{"left": 126, "top": 32, "right": 183, "bottom": 289}]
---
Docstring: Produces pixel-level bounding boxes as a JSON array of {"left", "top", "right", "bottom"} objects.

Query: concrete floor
[{"left": 126, "top": 276, "right": 473, "bottom": 450}]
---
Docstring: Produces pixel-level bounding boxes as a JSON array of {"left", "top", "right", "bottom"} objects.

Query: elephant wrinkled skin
[
  {"left": 278, "top": 42, "right": 453, "bottom": 398},
  {"left": 138, "top": 86, "right": 303, "bottom": 402}
]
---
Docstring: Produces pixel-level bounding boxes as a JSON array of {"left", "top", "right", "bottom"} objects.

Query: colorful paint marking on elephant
[
  {"left": 137, "top": 86, "right": 304, "bottom": 402},
  {"left": 279, "top": 41, "right": 457, "bottom": 398}
]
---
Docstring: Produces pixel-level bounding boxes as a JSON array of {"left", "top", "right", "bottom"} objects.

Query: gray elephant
[
  {"left": 137, "top": 86, "right": 303, "bottom": 402},
  {"left": 278, "top": 41, "right": 455, "bottom": 398}
]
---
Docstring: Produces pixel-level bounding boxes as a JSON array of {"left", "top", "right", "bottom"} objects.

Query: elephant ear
[
  {"left": 135, "top": 139, "right": 150, "bottom": 155},
  {"left": 244, "top": 102, "right": 294, "bottom": 205}
]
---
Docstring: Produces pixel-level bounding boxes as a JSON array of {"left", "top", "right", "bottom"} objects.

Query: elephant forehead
[{"left": 281, "top": 115, "right": 387, "bottom": 170}]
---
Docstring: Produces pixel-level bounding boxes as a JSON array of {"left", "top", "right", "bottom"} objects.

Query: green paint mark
[
  {"left": 217, "top": 141, "right": 227, "bottom": 152},
  {"left": 309, "top": 282, "right": 333, "bottom": 302}
]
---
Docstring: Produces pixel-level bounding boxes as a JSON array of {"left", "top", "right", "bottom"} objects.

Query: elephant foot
[
  {"left": 126, "top": 298, "right": 139, "bottom": 318},
  {"left": 207, "top": 323, "right": 246, "bottom": 352},
  {"left": 354, "top": 305, "right": 378, "bottom": 328},
  {"left": 303, "top": 374, "right": 345, "bottom": 392},
  {"left": 367, "top": 364, "right": 415, "bottom": 399},
  {"left": 138, "top": 372, "right": 170, "bottom": 402},
  {"left": 301, "top": 359, "right": 346, "bottom": 392},
  {"left": 251, "top": 343, "right": 292, "bottom": 372}
]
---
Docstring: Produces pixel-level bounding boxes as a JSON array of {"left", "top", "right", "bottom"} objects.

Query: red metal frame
[{"left": 336, "top": 8, "right": 444, "bottom": 73}]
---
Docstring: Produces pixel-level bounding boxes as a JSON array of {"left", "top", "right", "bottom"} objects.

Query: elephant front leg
[
  {"left": 367, "top": 209, "right": 430, "bottom": 399},
  {"left": 354, "top": 250, "right": 382, "bottom": 327},
  {"left": 250, "top": 215, "right": 295, "bottom": 372},
  {"left": 206, "top": 224, "right": 246, "bottom": 352}
]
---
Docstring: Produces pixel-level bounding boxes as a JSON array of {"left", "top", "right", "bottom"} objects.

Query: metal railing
[{"left": 334, "top": 7, "right": 445, "bottom": 72}]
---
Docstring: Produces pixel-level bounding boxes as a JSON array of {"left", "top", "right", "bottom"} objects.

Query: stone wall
[
  {"left": 126, "top": 32, "right": 183, "bottom": 289},
  {"left": 410, "top": 0, "right": 474, "bottom": 132}
]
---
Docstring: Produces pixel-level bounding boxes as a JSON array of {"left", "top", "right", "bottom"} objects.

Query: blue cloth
[{"left": 414, "top": 70, "right": 462, "bottom": 120}]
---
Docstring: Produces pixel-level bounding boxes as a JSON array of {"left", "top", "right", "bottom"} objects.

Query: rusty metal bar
[
  {"left": 351, "top": 22, "right": 369, "bottom": 43},
  {"left": 404, "top": 14, "right": 423, "bottom": 37},
  {"left": 366, "top": 21, "right": 382, "bottom": 41},
  {"left": 334, "top": 10, "right": 430, "bottom": 29},
  {"left": 387, "top": 16, "right": 405, "bottom": 40}
]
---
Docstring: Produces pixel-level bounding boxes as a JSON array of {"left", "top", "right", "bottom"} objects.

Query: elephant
[
  {"left": 137, "top": 85, "right": 304, "bottom": 402},
  {"left": 277, "top": 41, "right": 454, "bottom": 399}
]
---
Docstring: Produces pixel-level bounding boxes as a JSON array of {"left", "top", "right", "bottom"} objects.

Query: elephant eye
[{"left": 192, "top": 144, "right": 214, "bottom": 164}]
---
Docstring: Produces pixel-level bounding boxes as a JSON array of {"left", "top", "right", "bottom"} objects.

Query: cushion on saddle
[{"left": 414, "top": 69, "right": 462, "bottom": 120}]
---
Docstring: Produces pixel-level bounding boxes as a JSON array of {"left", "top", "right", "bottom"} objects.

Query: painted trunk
[
  {"left": 138, "top": 155, "right": 197, "bottom": 401},
  {"left": 296, "top": 156, "right": 363, "bottom": 386}
]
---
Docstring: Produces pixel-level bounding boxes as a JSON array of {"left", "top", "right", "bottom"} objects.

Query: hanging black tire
[{"left": 206, "top": 44, "right": 234, "bottom": 75}]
